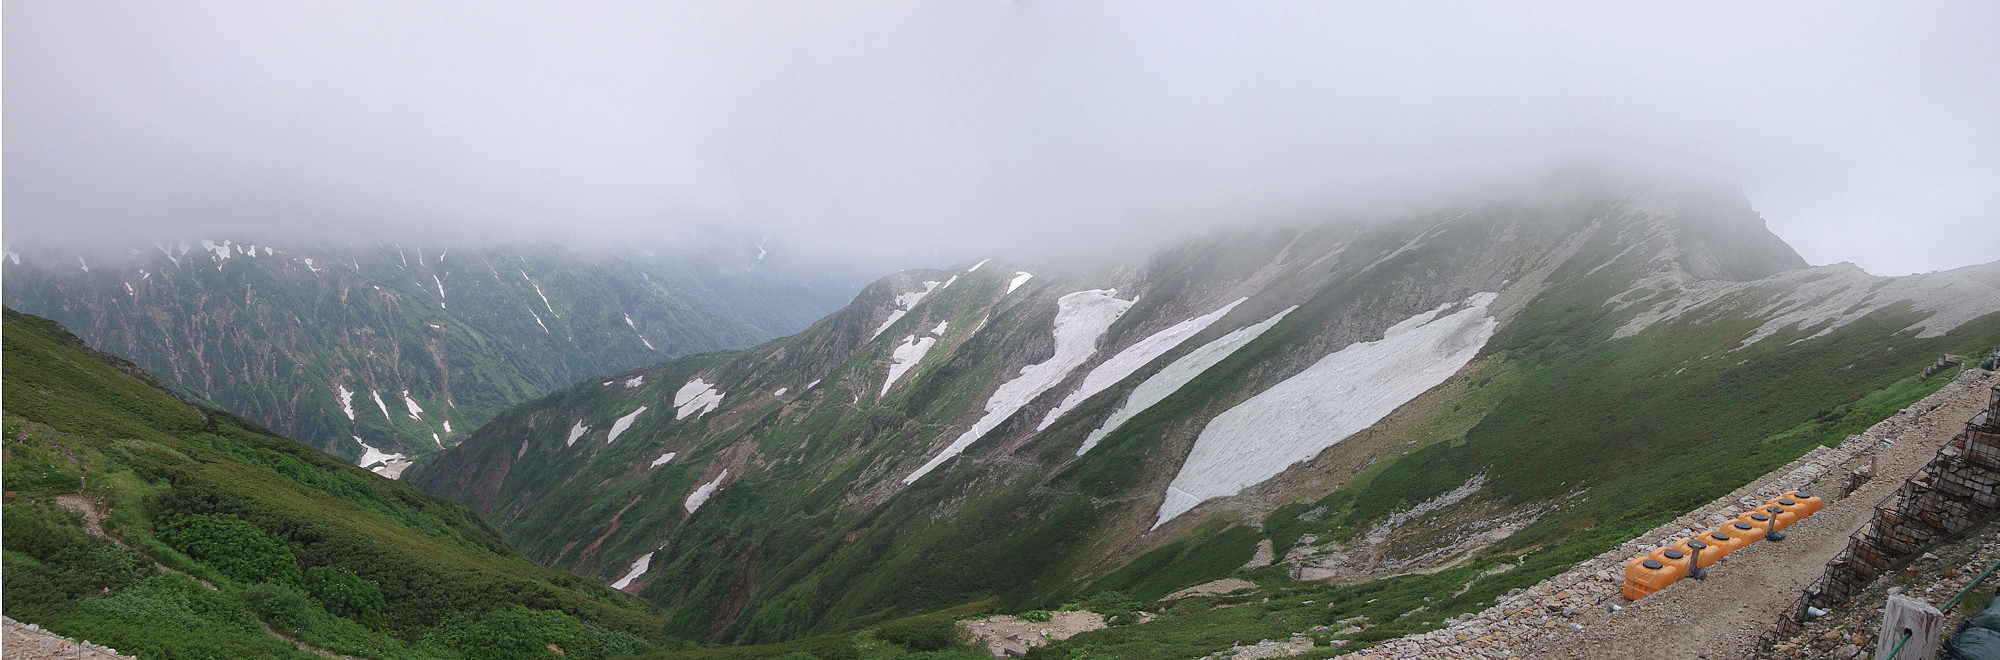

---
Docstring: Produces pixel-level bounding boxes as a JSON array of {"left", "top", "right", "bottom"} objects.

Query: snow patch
[
  {"left": 684, "top": 470, "right": 729, "bottom": 513},
  {"left": 565, "top": 421, "right": 590, "bottom": 447},
  {"left": 371, "top": 390, "right": 393, "bottom": 421},
  {"left": 882, "top": 334, "right": 939, "bottom": 396},
  {"left": 124, "top": 282, "right": 135, "bottom": 296},
  {"left": 402, "top": 390, "right": 425, "bottom": 419},
  {"left": 432, "top": 433, "right": 443, "bottom": 447},
  {"left": 77, "top": 255, "right": 90, "bottom": 272},
  {"left": 649, "top": 452, "right": 677, "bottom": 469},
  {"left": 773, "top": 388, "right": 789, "bottom": 397},
  {"left": 673, "top": 379, "right": 725, "bottom": 419},
  {"left": 607, "top": 407, "right": 648, "bottom": 443},
  {"left": 967, "top": 258, "right": 991, "bottom": 272},
  {"left": 1367, "top": 474, "right": 1486, "bottom": 542},
  {"left": 806, "top": 379, "right": 822, "bottom": 390},
  {"left": 624, "top": 375, "right": 646, "bottom": 389},
  {"left": 610, "top": 552, "right": 654, "bottom": 590},
  {"left": 871, "top": 280, "right": 944, "bottom": 339},
  {"left": 442, "top": 420, "right": 452, "bottom": 434},
  {"left": 528, "top": 308, "right": 550, "bottom": 333},
  {"left": 1077, "top": 306, "right": 1295, "bottom": 456},
  {"left": 355, "top": 437, "right": 412, "bottom": 479},
  {"left": 940, "top": 274, "right": 960, "bottom": 290},
  {"left": 303, "top": 258, "right": 321, "bottom": 274},
  {"left": 335, "top": 385, "right": 356, "bottom": 420},
  {"left": 932, "top": 320, "right": 950, "bottom": 335},
  {"left": 199, "top": 240, "right": 231, "bottom": 265},
  {"left": 5, "top": 247, "right": 19, "bottom": 265},
  {"left": 1040, "top": 298, "right": 1246, "bottom": 431},
  {"left": 1007, "top": 272, "right": 1034, "bottom": 294},
  {"left": 904, "top": 289, "right": 1133, "bottom": 484},
  {"left": 432, "top": 274, "right": 447, "bottom": 309},
  {"left": 1154, "top": 293, "right": 1498, "bottom": 528}
]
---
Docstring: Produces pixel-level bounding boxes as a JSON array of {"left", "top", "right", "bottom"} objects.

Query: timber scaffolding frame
[{"left": 1756, "top": 382, "right": 2000, "bottom": 651}]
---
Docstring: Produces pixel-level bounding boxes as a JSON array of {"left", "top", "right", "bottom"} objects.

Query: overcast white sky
[{"left": 5, "top": 2, "right": 1996, "bottom": 274}]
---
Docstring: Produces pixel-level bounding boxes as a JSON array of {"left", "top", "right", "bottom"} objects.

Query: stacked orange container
[{"left": 1622, "top": 556, "right": 1684, "bottom": 600}]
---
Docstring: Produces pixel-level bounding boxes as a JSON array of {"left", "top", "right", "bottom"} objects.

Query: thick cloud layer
[{"left": 5, "top": 2, "right": 1995, "bottom": 274}]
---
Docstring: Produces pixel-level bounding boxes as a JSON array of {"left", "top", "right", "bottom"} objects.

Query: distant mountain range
[{"left": 1, "top": 239, "right": 864, "bottom": 469}]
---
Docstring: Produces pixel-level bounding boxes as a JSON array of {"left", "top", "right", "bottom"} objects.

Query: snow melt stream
[
  {"left": 903, "top": 289, "right": 1132, "bottom": 484},
  {"left": 1154, "top": 293, "right": 1499, "bottom": 528}
]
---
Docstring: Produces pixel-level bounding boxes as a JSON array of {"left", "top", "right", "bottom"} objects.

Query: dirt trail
[{"left": 1526, "top": 373, "right": 1995, "bottom": 659}]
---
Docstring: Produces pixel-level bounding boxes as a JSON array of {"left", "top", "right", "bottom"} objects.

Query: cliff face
[
  {"left": 1, "top": 241, "right": 856, "bottom": 463},
  {"left": 397, "top": 177, "right": 2000, "bottom": 650}
]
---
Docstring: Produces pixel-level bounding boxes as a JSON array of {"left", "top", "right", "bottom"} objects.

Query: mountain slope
[
  {"left": 1, "top": 240, "right": 858, "bottom": 468},
  {"left": 0, "top": 307, "right": 693, "bottom": 658},
  {"left": 408, "top": 178, "right": 2000, "bottom": 651}
]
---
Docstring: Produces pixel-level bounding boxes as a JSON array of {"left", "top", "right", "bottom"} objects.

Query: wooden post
[{"left": 1876, "top": 594, "right": 1943, "bottom": 660}]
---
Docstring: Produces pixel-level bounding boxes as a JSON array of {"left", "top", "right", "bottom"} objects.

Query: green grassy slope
[{"left": 1, "top": 307, "right": 693, "bottom": 659}]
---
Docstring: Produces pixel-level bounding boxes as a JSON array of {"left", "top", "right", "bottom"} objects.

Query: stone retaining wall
[
  {"left": 1345, "top": 370, "right": 1994, "bottom": 659},
  {"left": 1757, "top": 381, "right": 2000, "bottom": 649}
]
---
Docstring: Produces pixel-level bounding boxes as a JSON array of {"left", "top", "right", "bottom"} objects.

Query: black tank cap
[
  {"left": 1767, "top": 506, "right": 1785, "bottom": 514},
  {"left": 1687, "top": 540, "right": 1707, "bottom": 549},
  {"left": 1751, "top": 513, "right": 1770, "bottom": 521},
  {"left": 1794, "top": 492, "right": 1812, "bottom": 499},
  {"left": 1642, "top": 560, "right": 1663, "bottom": 570},
  {"left": 1710, "top": 532, "right": 1731, "bottom": 541},
  {"left": 1733, "top": 522, "right": 1754, "bottom": 530},
  {"left": 1778, "top": 498, "right": 1797, "bottom": 506},
  {"left": 1663, "top": 549, "right": 1685, "bottom": 559}
]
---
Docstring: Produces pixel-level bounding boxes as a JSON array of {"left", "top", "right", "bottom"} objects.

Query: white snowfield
[
  {"left": 903, "top": 289, "right": 1134, "bottom": 484},
  {"left": 882, "top": 334, "right": 939, "bottom": 396},
  {"left": 967, "top": 258, "right": 991, "bottom": 273},
  {"left": 1040, "top": 298, "right": 1248, "bottom": 431},
  {"left": 1154, "top": 292, "right": 1500, "bottom": 529},
  {"left": 1611, "top": 262, "right": 2000, "bottom": 348},
  {"left": 402, "top": 390, "right": 425, "bottom": 419},
  {"left": 355, "top": 438, "right": 404, "bottom": 469},
  {"left": 609, "top": 552, "right": 654, "bottom": 590},
  {"left": 1075, "top": 305, "right": 1296, "bottom": 456},
  {"left": 432, "top": 275, "right": 448, "bottom": 309},
  {"left": 442, "top": 420, "right": 452, "bottom": 434},
  {"left": 649, "top": 452, "right": 677, "bottom": 469},
  {"left": 607, "top": 407, "right": 648, "bottom": 443},
  {"left": 77, "top": 255, "right": 90, "bottom": 272},
  {"left": 871, "top": 280, "right": 944, "bottom": 339},
  {"left": 303, "top": 258, "right": 321, "bottom": 274},
  {"left": 371, "top": 390, "right": 393, "bottom": 421},
  {"left": 200, "top": 240, "right": 231, "bottom": 264},
  {"left": 335, "top": 385, "right": 356, "bottom": 420},
  {"left": 528, "top": 308, "right": 550, "bottom": 333},
  {"left": 806, "top": 379, "right": 822, "bottom": 390},
  {"left": 565, "top": 421, "right": 591, "bottom": 447},
  {"left": 684, "top": 470, "right": 729, "bottom": 514},
  {"left": 1007, "top": 272, "right": 1034, "bottom": 294},
  {"left": 673, "top": 378, "right": 725, "bottom": 419},
  {"left": 773, "top": 388, "right": 789, "bottom": 397},
  {"left": 624, "top": 375, "right": 646, "bottom": 389}
]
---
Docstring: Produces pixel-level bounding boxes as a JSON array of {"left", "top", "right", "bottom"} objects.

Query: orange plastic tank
[
  {"left": 1734, "top": 510, "right": 1777, "bottom": 533},
  {"left": 1702, "top": 529, "right": 1751, "bottom": 559},
  {"left": 1670, "top": 537, "right": 1720, "bottom": 569},
  {"left": 1773, "top": 490, "right": 1824, "bottom": 517},
  {"left": 1760, "top": 504, "right": 1800, "bottom": 530},
  {"left": 1622, "top": 557, "right": 1683, "bottom": 600},
  {"left": 1724, "top": 519, "right": 1769, "bottom": 545}
]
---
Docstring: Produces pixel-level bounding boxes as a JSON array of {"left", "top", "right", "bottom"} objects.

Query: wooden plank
[{"left": 1875, "top": 594, "right": 1943, "bottom": 660}]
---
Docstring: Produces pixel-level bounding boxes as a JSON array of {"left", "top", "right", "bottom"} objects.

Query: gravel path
[
  {"left": 1530, "top": 372, "right": 1995, "bottom": 659},
  {"left": 1345, "top": 369, "right": 1996, "bottom": 659}
]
